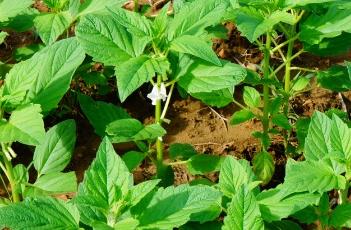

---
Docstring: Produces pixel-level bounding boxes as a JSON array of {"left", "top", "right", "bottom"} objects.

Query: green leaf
[
  {"left": 169, "top": 143, "right": 197, "bottom": 160},
  {"left": 135, "top": 184, "right": 222, "bottom": 229},
  {"left": 116, "top": 56, "right": 169, "bottom": 102},
  {"left": 234, "top": 8, "right": 295, "bottom": 42},
  {"left": 34, "top": 119, "right": 76, "bottom": 175},
  {"left": 284, "top": 0, "right": 337, "bottom": 7},
  {"left": 0, "top": 104, "right": 45, "bottom": 145},
  {"left": 296, "top": 117, "right": 310, "bottom": 150},
  {"left": 34, "top": 172, "right": 77, "bottom": 195},
  {"left": 291, "top": 77, "right": 310, "bottom": 92},
  {"left": 0, "top": 197, "right": 79, "bottom": 229},
  {"left": 130, "top": 179, "right": 160, "bottom": 207},
  {"left": 2, "top": 38, "right": 85, "bottom": 112},
  {"left": 178, "top": 60, "right": 246, "bottom": 94},
  {"left": 329, "top": 203, "right": 351, "bottom": 228},
  {"left": 317, "top": 63, "right": 351, "bottom": 92},
  {"left": 78, "top": 94, "right": 130, "bottom": 136},
  {"left": 114, "top": 218, "right": 139, "bottom": 230},
  {"left": 300, "top": 6, "right": 351, "bottom": 45},
  {"left": 230, "top": 109, "right": 255, "bottom": 125},
  {"left": 187, "top": 154, "right": 222, "bottom": 175},
  {"left": 331, "top": 114, "right": 351, "bottom": 161},
  {"left": 304, "top": 111, "right": 331, "bottom": 161},
  {"left": 77, "top": 0, "right": 125, "bottom": 16},
  {"left": 265, "top": 220, "right": 303, "bottom": 230},
  {"left": 122, "top": 151, "right": 146, "bottom": 172},
  {"left": 272, "top": 114, "right": 291, "bottom": 130},
  {"left": 34, "top": 12, "right": 72, "bottom": 45},
  {"left": 0, "top": 0, "right": 33, "bottom": 22},
  {"left": 223, "top": 185, "right": 264, "bottom": 230},
  {"left": 253, "top": 151, "right": 275, "bottom": 185},
  {"left": 167, "top": 0, "right": 227, "bottom": 39},
  {"left": 106, "top": 118, "right": 166, "bottom": 143},
  {"left": 292, "top": 206, "right": 319, "bottom": 224},
  {"left": 219, "top": 156, "right": 256, "bottom": 197},
  {"left": 257, "top": 185, "right": 320, "bottom": 222},
  {"left": 284, "top": 159, "right": 346, "bottom": 193},
  {"left": 76, "top": 13, "right": 137, "bottom": 66},
  {"left": 170, "top": 35, "right": 221, "bottom": 66},
  {"left": 75, "top": 137, "right": 132, "bottom": 225},
  {"left": 243, "top": 86, "right": 261, "bottom": 108},
  {"left": 304, "top": 33, "right": 351, "bottom": 57},
  {"left": 44, "top": 0, "right": 69, "bottom": 10},
  {"left": 191, "top": 88, "right": 234, "bottom": 108}
]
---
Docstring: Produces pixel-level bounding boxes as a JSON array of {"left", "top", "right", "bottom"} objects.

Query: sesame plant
[
  {"left": 75, "top": 0, "right": 246, "bottom": 183},
  {"left": 226, "top": 0, "right": 351, "bottom": 184}
]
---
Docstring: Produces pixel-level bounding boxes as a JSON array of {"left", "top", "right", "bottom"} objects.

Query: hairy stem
[
  {"left": 1, "top": 149, "right": 20, "bottom": 202},
  {"left": 155, "top": 75, "right": 163, "bottom": 165}
]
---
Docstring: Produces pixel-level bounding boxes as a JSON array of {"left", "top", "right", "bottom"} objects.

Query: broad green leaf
[
  {"left": 329, "top": 203, "right": 351, "bottom": 228},
  {"left": 181, "top": 221, "right": 222, "bottom": 230},
  {"left": 114, "top": 218, "right": 139, "bottom": 230},
  {"left": 44, "top": 0, "right": 69, "bottom": 10},
  {"left": 130, "top": 179, "right": 160, "bottom": 207},
  {"left": 231, "top": 109, "right": 255, "bottom": 125},
  {"left": 304, "top": 111, "right": 331, "bottom": 161},
  {"left": 2, "top": 38, "right": 85, "bottom": 112},
  {"left": 257, "top": 185, "right": 320, "bottom": 222},
  {"left": 106, "top": 118, "right": 166, "bottom": 143},
  {"left": 116, "top": 56, "right": 169, "bottom": 102},
  {"left": 77, "top": 0, "right": 125, "bottom": 16},
  {"left": 78, "top": 94, "right": 130, "bottom": 136},
  {"left": 0, "top": 0, "right": 32, "bottom": 22},
  {"left": 219, "top": 156, "right": 253, "bottom": 197},
  {"left": 291, "top": 77, "right": 310, "bottom": 92},
  {"left": 305, "top": 33, "right": 351, "bottom": 57},
  {"left": 122, "top": 151, "right": 146, "bottom": 172},
  {"left": 0, "top": 8, "right": 38, "bottom": 32},
  {"left": 33, "top": 172, "right": 77, "bottom": 194},
  {"left": 296, "top": 117, "right": 310, "bottom": 150},
  {"left": 0, "top": 197, "right": 79, "bottom": 230},
  {"left": 253, "top": 151, "right": 275, "bottom": 185},
  {"left": 178, "top": 60, "right": 246, "bottom": 94},
  {"left": 223, "top": 185, "right": 264, "bottom": 230},
  {"left": 300, "top": 6, "right": 351, "bottom": 45},
  {"left": 317, "top": 63, "right": 351, "bottom": 92},
  {"left": 265, "top": 220, "right": 303, "bottom": 230},
  {"left": 13, "top": 164, "right": 29, "bottom": 195},
  {"left": 234, "top": 8, "right": 295, "bottom": 42},
  {"left": 169, "top": 143, "right": 197, "bottom": 160},
  {"left": 243, "top": 86, "right": 260, "bottom": 108},
  {"left": 187, "top": 154, "right": 222, "bottom": 175},
  {"left": 331, "top": 114, "right": 351, "bottom": 161},
  {"left": 284, "top": 159, "right": 346, "bottom": 193},
  {"left": 272, "top": 114, "right": 291, "bottom": 130},
  {"left": 75, "top": 137, "right": 132, "bottom": 225},
  {"left": 284, "top": 0, "right": 337, "bottom": 7},
  {"left": 76, "top": 13, "right": 146, "bottom": 66},
  {"left": 167, "top": 0, "right": 227, "bottom": 39},
  {"left": 13, "top": 43, "right": 44, "bottom": 62},
  {"left": 34, "top": 119, "right": 76, "bottom": 175},
  {"left": 170, "top": 35, "right": 221, "bottom": 66},
  {"left": 135, "top": 184, "right": 222, "bottom": 229},
  {"left": 0, "top": 104, "right": 45, "bottom": 145},
  {"left": 34, "top": 12, "right": 72, "bottom": 45},
  {"left": 191, "top": 88, "right": 234, "bottom": 108},
  {"left": 292, "top": 206, "right": 319, "bottom": 224}
]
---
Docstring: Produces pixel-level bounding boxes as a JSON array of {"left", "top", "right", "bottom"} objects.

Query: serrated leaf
[
  {"left": 170, "top": 35, "right": 221, "bottom": 66},
  {"left": 0, "top": 104, "right": 45, "bottom": 145},
  {"left": 284, "top": 0, "right": 337, "bottom": 7},
  {"left": 304, "top": 111, "right": 331, "bottom": 161},
  {"left": 78, "top": 94, "right": 130, "bottom": 136},
  {"left": 33, "top": 172, "right": 77, "bottom": 195},
  {"left": 223, "top": 185, "right": 264, "bottom": 230},
  {"left": 243, "top": 86, "right": 260, "bottom": 108},
  {"left": 284, "top": 159, "right": 346, "bottom": 193},
  {"left": 331, "top": 114, "right": 351, "bottom": 161},
  {"left": 169, "top": 143, "right": 197, "bottom": 160},
  {"left": 76, "top": 12, "right": 145, "bottom": 66},
  {"left": 187, "top": 154, "right": 222, "bottom": 175},
  {"left": 230, "top": 109, "right": 255, "bottom": 125},
  {"left": 329, "top": 203, "right": 351, "bottom": 228},
  {"left": 34, "top": 12, "right": 72, "bottom": 45},
  {"left": 0, "top": 197, "right": 79, "bottom": 230},
  {"left": 77, "top": 0, "right": 125, "bottom": 16},
  {"left": 122, "top": 151, "right": 146, "bottom": 172},
  {"left": 265, "top": 220, "right": 303, "bottom": 230},
  {"left": 2, "top": 38, "right": 85, "bottom": 112},
  {"left": 168, "top": 0, "right": 227, "bottom": 39},
  {"left": 0, "top": 0, "right": 33, "bottom": 22},
  {"left": 116, "top": 56, "right": 169, "bottom": 102},
  {"left": 114, "top": 218, "right": 139, "bottom": 230},
  {"left": 253, "top": 151, "right": 275, "bottom": 185},
  {"left": 291, "top": 77, "right": 310, "bottom": 92},
  {"left": 34, "top": 119, "right": 76, "bottom": 175},
  {"left": 191, "top": 88, "right": 234, "bottom": 108},
  {"left": 75, "top": 137, "right": 132, "bottom": 225},
  {"left": 317, "top": 64, "right": 351, "bottom": 92},
  {"left": 135, "top": 184, "right": 222, "bottom": 229},
  {"left": 178, "top": 60, "right": 246, "bottom": 94},
  {"left": 272, "top": 114, "right": 291, "bottom": 130},
  {"left": 130, "top": 179, "right": 160, "bottom": 207}
]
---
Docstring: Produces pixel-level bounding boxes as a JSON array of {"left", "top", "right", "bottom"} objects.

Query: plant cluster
[{"left": 0, "top": 0, "right": 350, "bottom": 229}]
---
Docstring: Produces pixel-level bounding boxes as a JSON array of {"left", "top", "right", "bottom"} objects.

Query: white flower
[{"left": 147, "top": 83, "right": 167, "bottom": 105}]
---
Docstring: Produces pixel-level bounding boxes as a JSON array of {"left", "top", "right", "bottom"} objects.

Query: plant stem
[
  {"left": 339, "top": 182, "right": 350, "bottom": 204},
  {"left": 134, "top": 0, "right": 139, "bottom": 12},
  {"left": 284, "top": 28, "right": 296, "bottom": 94},
  {"left": 161, "top": 83, "right": 175, "bottom": 120},
  {"left": 1, "top": 150, "right": 19, "bottom": 202},
  {"left": 155, "top": 75, "right": 163, "bottom": 165},
  {"left": 262, "top": 33, "right": 272, "bottom": 151}
]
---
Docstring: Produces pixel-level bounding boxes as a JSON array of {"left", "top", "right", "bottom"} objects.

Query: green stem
[
  {"left": 155, "top": 75, "right": 163, "bottom": 165},
  {"left": 339, "top": 182, "right": 350, "bottom": 204},
  {"left": 1, "top": 150, "right": 20, "bottom": 202},
  {"left": 262, "top": 33, "right": 272, "bottom": 151},
  {"left": 134, "top": 0, "right": 139, "bottom": 12},
  {"left": 161, "top": 83, "right": 175, "bottom": 120},
  {"left": 284, "top": 28, "right": 296, "bottom": 94}
]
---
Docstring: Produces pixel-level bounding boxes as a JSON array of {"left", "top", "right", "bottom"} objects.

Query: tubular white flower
[{"left": 147, "top": 83, "right": 167, "bottom": 105}]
